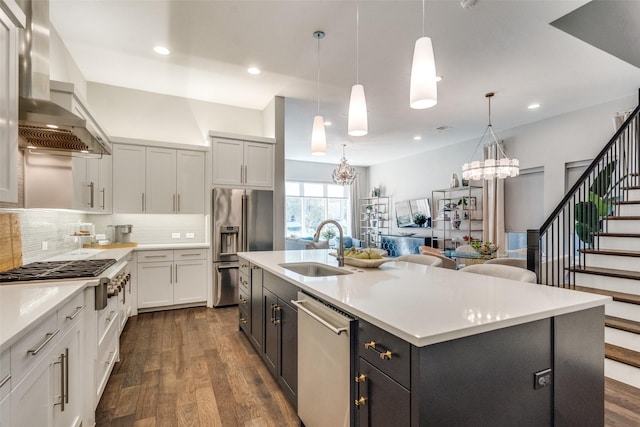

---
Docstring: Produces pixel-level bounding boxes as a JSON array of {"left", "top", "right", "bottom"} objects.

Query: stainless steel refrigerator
[{"left": 212, "top": 188, "right": 273, "bottom": 306}]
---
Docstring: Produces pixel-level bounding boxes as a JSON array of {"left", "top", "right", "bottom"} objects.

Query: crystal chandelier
[
  {"left": 332, "top": 145, "right": 357, "bottom": 185},
  {"left": 462, "top": 92, "right": 519, "bottom": 180}
]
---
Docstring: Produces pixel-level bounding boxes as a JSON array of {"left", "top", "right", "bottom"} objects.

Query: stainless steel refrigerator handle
[
  {"left": 291, "top": 300, "right": 349, "bottom": 335},
  {"left": 242, "top": 194, "right": 248, "bottom": 251}
]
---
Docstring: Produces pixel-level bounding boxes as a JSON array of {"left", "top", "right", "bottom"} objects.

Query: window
[{"left": 285, "top": 181, "right": 351, "bottom": 238}]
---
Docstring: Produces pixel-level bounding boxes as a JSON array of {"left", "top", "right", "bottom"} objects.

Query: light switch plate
[
  {"left": 171, "top": 233, "right": 181, "bottom": 239},
  {"left": 41, "top": 241, "right": 48, "bottom": 250},
  {"left": 186, "top": 233, "right": 195, "bottom": 239}
]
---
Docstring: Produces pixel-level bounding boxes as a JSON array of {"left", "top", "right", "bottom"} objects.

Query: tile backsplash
[
  {"left": 0, "top": 208, "right": 208, "bottom": 266},
  {"left": 1, "top": 209, "right": 88, "bottom": 264}
]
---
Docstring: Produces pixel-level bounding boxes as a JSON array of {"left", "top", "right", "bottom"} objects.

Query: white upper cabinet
[
  {"left": 176, "top": 150, "right": 205, "bottom": 214},
  {"left": 145, "top": 147, "right": 177, "bottom": 214},
  {"left": 113, "top": 144, "right": 146, "bottom": 213},
  {"left": 113, "top": 143, "right": 205, "bottom": 214},
  {"left": 0, "top": 1, "right": 24, "bottom": 203},
  {"left": 211, "top": 137, "right": 274, "bottom": 189}
]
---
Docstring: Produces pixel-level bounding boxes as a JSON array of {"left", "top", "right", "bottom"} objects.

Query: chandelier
[
  {"left": 332, "top": 145, "right": 357, "bottom": 185},
  {"left": 462, "top": 92, "right": 519, "bottom": 180}
]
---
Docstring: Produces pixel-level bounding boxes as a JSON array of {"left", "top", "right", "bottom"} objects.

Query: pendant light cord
[
  {"left": 466, "top": 93, "right": 507, "bottom": 162},
  {"left": 356, "top": 2, "right": 360, "bottom": 84},
  {"left": 422, "top": 0, "right": 425, "bottom": 37},
  {"left": 317, "top": 34, "right": 321, "bottom": 113}
]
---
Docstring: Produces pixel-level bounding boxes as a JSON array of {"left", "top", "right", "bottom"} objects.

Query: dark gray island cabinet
[
  {"left": 237, "top": 253, "right": 606, "bottom": 427},
  {"left": 356, "top": 307, "right": 604, "bottom": 427}
]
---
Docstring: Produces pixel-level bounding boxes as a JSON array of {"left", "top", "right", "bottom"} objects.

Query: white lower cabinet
[
  {"left": 9, "top": 296, "right": 85, "bottom": 427},
  {"left": 0, "top": 392, "right": 9, "bottom": 427},
  {"left": 137, "top": 249, "right": 208, "bottom": 310}
]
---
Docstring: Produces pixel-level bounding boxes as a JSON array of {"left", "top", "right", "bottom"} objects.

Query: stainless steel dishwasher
[{"left": 292, "top": 291, "right": 357, "bottom": 427}]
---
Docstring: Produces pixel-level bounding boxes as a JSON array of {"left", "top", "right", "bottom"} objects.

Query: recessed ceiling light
[
  {"left": 247, "top": 67, "right": 261, "bottom": 75},
  {"left": 435, "top": 76, "right": 443, "bottom": 82},
  {"left": 528, "top": 103, "right": 541, "bottom": 110},
  {"left": 414, "top": 136, "right": 422, "bottom": 141},
  {"left": 153, "top": 46, "right": 170, "bottom": 55},
  {"left": 324, "top": 121, "right": 332, "bottom": 126}
]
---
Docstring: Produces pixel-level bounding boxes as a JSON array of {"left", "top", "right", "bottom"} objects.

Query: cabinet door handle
[
  {"left": 355, "top": 397, "right": 367, "bottom": 406},
  {"left": 106, "top": 310, "right": 116, "bottom": 322},
  {"left": 65, "top": 305, "right": 85, "bottom": 320},
  {"left": 64, "top": 348, "right": 69, "bottom": 404},
  {"left": 27, "top": 329, "right": 60, "bottom": 355},
  {"left": 178, "top": 194, "right": 181, "bottom": 212},
  {"left": 142, "top": 193, "right": 145, "bottom": 211},
  {"left": 100, "top": 188, "right": 105, "bottom": 209},
  {"left": 0, "top": 374, "right": 11, "bottom": 389},
  {"left": 355, "top": 374, "right": 367, "bottom": 383},
  {"left": 173, "top": 194, "right": 176, "bottom": 213},
  {"left": 54, "top": 350, "right": 66, "bottom": 411},
  {"left": 244, "top": 165, "right": 248, "bottom": 183},
  {"left": 175, "top": 264, "right": 178, "bottom": 283},
  {"left": 273, "top": 305, "right": 281, "bottom": 324},
  {"left": 240, "top": 165, "right": 243, "bottom": 183},
  {"left": 88, "top": 182, "right": 95, "bottom": 208},
  {"left": 170, "top": 264, "right": 173, "bottom": 284}
]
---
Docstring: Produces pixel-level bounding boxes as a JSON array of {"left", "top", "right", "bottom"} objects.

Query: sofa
[{"left": 284, "top": 236, "right": 361, "bottom": 251}]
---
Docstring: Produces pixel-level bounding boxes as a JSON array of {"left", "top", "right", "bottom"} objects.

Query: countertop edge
[
  {"left": 0, "top": 282, "right": 89, "bottom": 352},
  {"left": 239, "top": 251, "right": 611, "bottom": 347},
  {"left": 134, "top": 243, "right": 210, "bottom": 250}
]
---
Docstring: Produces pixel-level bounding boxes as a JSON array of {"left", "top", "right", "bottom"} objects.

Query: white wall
[
  {"left": 50, "top": 26, "right": 88, "bottom": 99},
  {"left": 86, "top": 83, "right": 265, "bottom": 146},
  {"left": 370, "top": 94, "right": 638, "bottom": 234}
]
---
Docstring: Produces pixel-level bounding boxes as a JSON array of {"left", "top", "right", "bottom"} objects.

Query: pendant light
[
  {"left": 311, "top": 31, "right": 326, "bottom": 155},
  {"left": 332, "top": 144, "right": 357, "bottom": 185},
  {"left": 462, "top": 93, "right": 519, "bottom": 180},
  {"left": 410, "top": 0, "right": 437, "bottom": 109},
  {"left": 348, "top": 2, "right": 368, "bottom": 136}
]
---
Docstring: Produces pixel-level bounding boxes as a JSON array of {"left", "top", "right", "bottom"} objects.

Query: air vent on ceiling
[{"left": 435, "top": 125, "right": 451, "bottom": 133}]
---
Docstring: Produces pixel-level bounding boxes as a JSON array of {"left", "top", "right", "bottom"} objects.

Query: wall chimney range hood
[{"left": 17, "top": 0, "right": 110, "bottom": 155}]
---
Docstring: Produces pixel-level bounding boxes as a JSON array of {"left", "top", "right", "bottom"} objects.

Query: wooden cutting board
[{"left": 0, "top": 213, "right": 23, "bottom": 272}]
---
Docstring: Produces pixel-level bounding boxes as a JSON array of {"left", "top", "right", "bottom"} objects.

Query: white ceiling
[{"left": 49, "top": 0, "right": 640, "bottom": 167}]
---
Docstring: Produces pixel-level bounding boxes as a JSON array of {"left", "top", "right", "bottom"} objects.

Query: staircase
[
  {"left": 528, "top": 93, "right": 640, "bottom": 390},
  {"left": 573, "top": 185, "right": 640, "bottom": 389}
]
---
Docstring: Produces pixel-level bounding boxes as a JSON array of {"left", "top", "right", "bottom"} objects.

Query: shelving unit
[
  {"left": 360, "top": 196, "right": 390, "bottom": 248},
  {"left": 431, "top": 185, "right": 483, "bottom": 250}
]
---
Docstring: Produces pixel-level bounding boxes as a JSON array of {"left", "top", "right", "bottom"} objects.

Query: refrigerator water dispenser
[{"left": 219, "top": 226, "right": 239, "bottom": 255}]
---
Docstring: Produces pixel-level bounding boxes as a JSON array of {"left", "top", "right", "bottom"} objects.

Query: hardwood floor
[
  {"left": 97, "top": 307, "right": 640, "bottom": 427},
  {"left": 96, "top": 307, "right": 299, "bottom": 427}
]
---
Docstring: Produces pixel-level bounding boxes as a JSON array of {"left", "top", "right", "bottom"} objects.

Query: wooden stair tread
[
  {"left": 613, "top": 201, "right": 640, "bottom": 205},
  {"left": 605, "top": 343, "right": 640, "bottom": 369},
  {"left": 573, "top": 285, "right": 640, "bottom": 305},
  {"left": 592, "top": 232, "right": 640, "bottom": 238},
  {"left": 606, "top": 315, "right": 640, "bottom": 335},
  {"left": 580, "top": 248, "right": 640, "bottom": 257},
  {"left": 569, "top": 266, "right": 640, "bottom": 280},
  {"left": 604, "top": 216, "right": 640, "bottom": 220}
]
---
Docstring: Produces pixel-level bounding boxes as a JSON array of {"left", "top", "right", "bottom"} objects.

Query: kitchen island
[{"left": 238, "top": 249, "right": 610, "bottom": 427}]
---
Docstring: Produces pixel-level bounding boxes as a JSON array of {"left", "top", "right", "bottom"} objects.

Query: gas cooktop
[{"left": 0, "top": 259, "right": 117, "bottom": 283}]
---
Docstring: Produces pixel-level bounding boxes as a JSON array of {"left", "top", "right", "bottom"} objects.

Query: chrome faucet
[{"left": 313, "top": 220, "right": 344, "bottom": 267}]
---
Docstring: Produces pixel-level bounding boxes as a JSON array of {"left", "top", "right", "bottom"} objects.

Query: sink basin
[{"left": 279, "top": 262, "right": 352, "bottom": 277}]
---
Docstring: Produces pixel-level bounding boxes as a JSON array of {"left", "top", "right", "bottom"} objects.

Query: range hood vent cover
[
  {"left": 17, "top": 0, "right": 110, "bottom": 155},
  {"left": 19, "top": 125, "right": 90, "bottom": 152}
]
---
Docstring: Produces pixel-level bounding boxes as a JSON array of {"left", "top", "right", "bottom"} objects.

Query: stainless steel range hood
[{"left": 17, "top": 0, "right": 110, "bottom": 155}]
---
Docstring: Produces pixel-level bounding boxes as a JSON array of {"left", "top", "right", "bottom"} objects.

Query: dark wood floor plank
[{"left": 605, "top": 378, "right": 640, "bottom": 427}]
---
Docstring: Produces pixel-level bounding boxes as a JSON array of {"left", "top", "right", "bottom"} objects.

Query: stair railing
[{"left": 527, "top": 91, "right": 640, "bottom": 287}]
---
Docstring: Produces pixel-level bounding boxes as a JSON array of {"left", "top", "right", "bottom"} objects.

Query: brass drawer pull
[
  {"left": 364, "top": 340, "right": 393, "bottom": 360},
  {"left": 355, "top": 374, "right": 366, "bottom": 383},
  {"left": 355, "top": 397, "right": 367, "bottom": 406}
]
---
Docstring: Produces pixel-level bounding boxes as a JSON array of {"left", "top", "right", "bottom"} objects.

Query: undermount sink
[{"left": 279, "top": 262, "right": 352, "bottom": 277}]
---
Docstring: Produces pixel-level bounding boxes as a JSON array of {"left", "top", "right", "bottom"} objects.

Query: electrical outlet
[
  {"left": 534, "top": 369, "right": 552, "bottom": 390},
  {"left": 186, "top": 233, "right": 195, "bottom": 239},
  {"left": 171, "top": 232, "right": 181, "bottom": 239},
  {"left": 41, "top": 241, "right": 48, "bottom": 250}
]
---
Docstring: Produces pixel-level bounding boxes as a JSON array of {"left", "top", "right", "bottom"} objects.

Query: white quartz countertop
[
  {"left": 238, "top": 250, "right": 611, "bottom": 347},
  {"left": 0, "top": 281, "right": 87, "bottom": 352},
  {"left": 45, "top": 247, "right": 134, "bottom": 262},
  {"left": 135, "top": 243, "right": 210, "bottom": 250}
]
